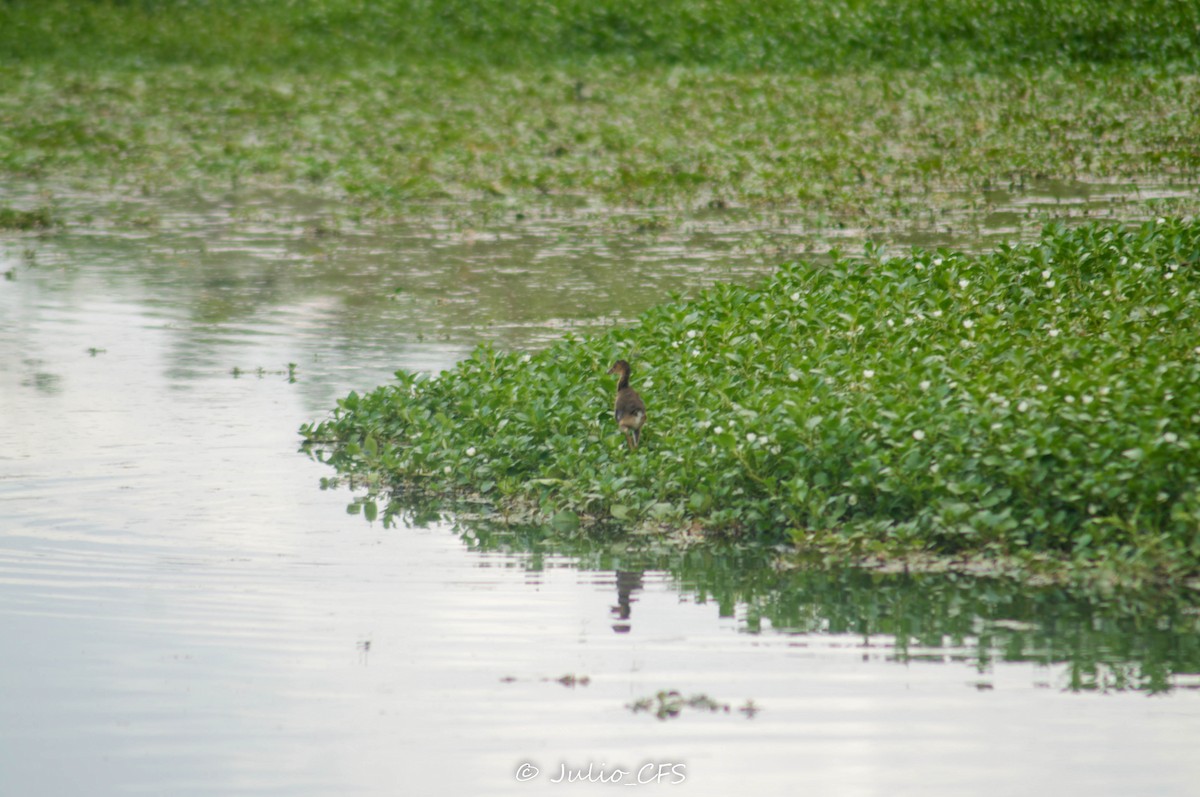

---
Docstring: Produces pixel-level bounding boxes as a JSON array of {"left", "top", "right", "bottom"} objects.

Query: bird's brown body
[{"left": 607, "top": 360, "right": 646, "bottom": 450}]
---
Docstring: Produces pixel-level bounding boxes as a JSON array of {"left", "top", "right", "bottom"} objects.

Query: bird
[{"left": 607, "top": 360, "right": 646, "bottom": 450}]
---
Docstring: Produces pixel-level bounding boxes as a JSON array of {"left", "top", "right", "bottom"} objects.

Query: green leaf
[{"left": 551, "top": 510, "right": 580, "bottom": 531}]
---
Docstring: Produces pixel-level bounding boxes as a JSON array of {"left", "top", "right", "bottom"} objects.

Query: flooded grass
[{"left": 2, "top": 63, "right": 1198, "bottom": 247}]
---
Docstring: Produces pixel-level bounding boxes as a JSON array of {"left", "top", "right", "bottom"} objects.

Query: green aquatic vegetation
[
  {"left": 303, "top": 219, "right": 1200, "bottom": 577},
  {"left": 2, "top": 62, "right": 1197, "bottom": 228},
  {"left": 2, "top": 1, "right": 1199, "bottom": 236},
  {"left": 0, "top": 205, "right": 56, "bottom": 230},
  {"left": 2, "top": 0, "right": 1197, "bottom": 72},
  {"left": 627, "top": 690, "right": 758, "bottom": 720}
]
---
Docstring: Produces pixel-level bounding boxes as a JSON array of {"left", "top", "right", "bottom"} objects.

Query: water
[{"left": 2, "top": 184, "right": 1200, "bottom": 796}]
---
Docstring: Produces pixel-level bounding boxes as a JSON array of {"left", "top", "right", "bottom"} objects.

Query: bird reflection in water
[{"left": 610, "top": 569, "right": 645, "bottom": 633}]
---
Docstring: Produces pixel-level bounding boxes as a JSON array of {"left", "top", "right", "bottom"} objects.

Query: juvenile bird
[{"left": 607, "top": 360, "right": 646, "bottom": 450}]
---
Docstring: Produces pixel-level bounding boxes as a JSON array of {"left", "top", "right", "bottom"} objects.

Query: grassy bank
[{"left": 302, "top": 219, "right": 1200, "bottom": 583}]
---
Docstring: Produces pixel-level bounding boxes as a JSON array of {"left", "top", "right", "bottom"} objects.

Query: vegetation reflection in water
[{"left": 367, "top": 503, "right": 1200, "bottom": 696}]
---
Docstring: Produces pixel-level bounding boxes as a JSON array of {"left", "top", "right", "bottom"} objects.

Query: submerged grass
[{"left": 302, "top": 219, "right": 1200, "bottom": 583}]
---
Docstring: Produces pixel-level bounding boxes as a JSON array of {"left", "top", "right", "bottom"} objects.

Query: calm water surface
[{"left": 2, "top": 186, "right": 1200, "bottom": 796}]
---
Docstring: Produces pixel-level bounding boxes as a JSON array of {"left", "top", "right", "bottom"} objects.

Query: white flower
[
  {"left": 904, "top": 317, "right": 914, "bottom": 326},
  {"left": 1081, "top": 395, "right": 1093, "bottom": 405},
  {"left": 912, "top": 430, "right": 926, "bottom": 441},
  {"left": 1065, "top": 395, "right": 1075, "bottom": 404},
  {"left": 1048, "top": 328, "right": 1060, "bottom": 337},
  {"left": 713, "top": 426, "right": 724, "bottom": 435},
  {"left": 959, "top": 279, "right": 969, "bottom": 289},
  {"left": 746, "top": 432, "right": 758, "bottom": 443},
  {"left": 466, "top": 447, "right": 477, "bottom": 457},
  {"left": 932, "top": 257, "right": 943, "bottom": 266},
  {"left": 1041, "top": 269, "right": 1051, "bottom": 279},
  {"left": 687, "top": 329, "right": 698, "bottom": 339},
  {"left": 790, "top": 292, "right": 801, "bottom": 301},
  {"left": 691, "top": 348, "right": 700, "bottom": 356},
  {"left": 1163, "top": 432, "right": 1179, "bottom": 444},
  {"left": 1017, "top": 401, "right": 1029, "bottom": 412},
  {"left": 1045, "top": 279, "right": 1056, "bottom": 288},
  {"left": 919, "top": 380, "right": 931, "bottom": 391},
  {"left": 962, "top": 319, "right": 974, "bottom": 329},
  {"left": 443, "top": 466, "right": 452, "bottom": 475},
  {"left": 863, "top": 369, "right": 875, "bottom": 379}
]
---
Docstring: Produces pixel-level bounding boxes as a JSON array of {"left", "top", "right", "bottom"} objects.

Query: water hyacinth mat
[{"left": 303, "top": 218, "right": 1200, "bottom": 577}]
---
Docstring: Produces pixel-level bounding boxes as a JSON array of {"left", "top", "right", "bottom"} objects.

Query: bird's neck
[{"left": 616, "top": 373, "right": 630, "bottom": 390}]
